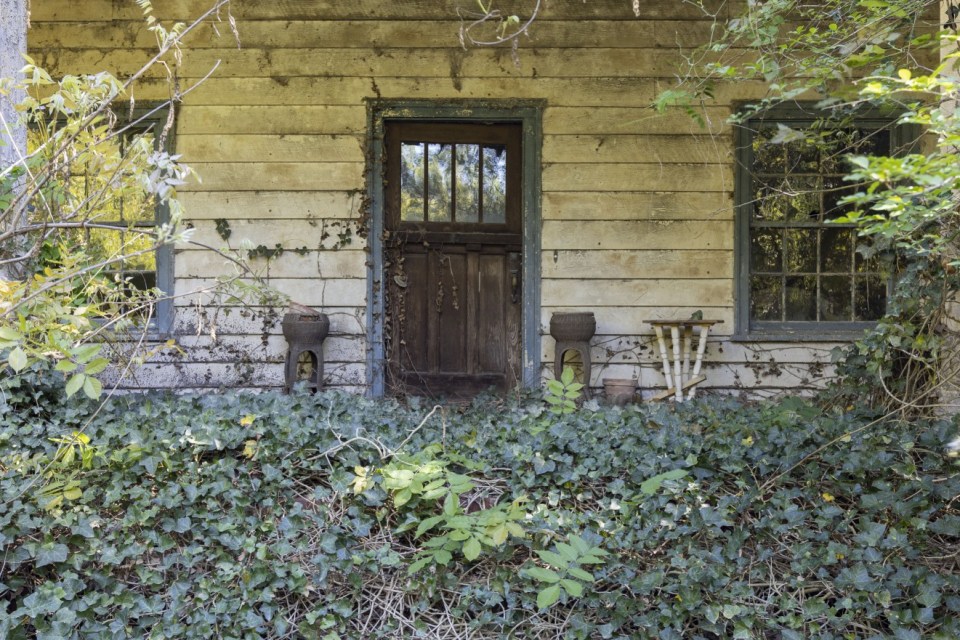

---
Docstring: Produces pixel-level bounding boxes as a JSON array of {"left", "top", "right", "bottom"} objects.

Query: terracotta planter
[{"left": 603, "top": 378, "right": 637, "bottom": 406}]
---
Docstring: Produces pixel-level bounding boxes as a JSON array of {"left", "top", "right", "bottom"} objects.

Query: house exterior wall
[{"left": 30, "top": 0, "right": 840, "bottom": 396}]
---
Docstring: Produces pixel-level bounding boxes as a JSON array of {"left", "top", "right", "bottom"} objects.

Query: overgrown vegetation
[{"left": 1, "top": 371, "right": 957, "bottom": 638}]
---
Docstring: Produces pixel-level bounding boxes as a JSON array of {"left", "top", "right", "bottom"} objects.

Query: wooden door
[{"left": 385, "top": 122, "right": 523, "bottom": 397}]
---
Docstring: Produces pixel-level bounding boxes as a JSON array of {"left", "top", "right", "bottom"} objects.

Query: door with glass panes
[{"left": 385, "top": 122, "right": 522, "bottom": 396}]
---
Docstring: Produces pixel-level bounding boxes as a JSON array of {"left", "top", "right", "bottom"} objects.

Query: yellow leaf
[
  {"left": 822, "top": 492, "right": 835, "bottom": 502},
  {"left": 242, "top": 439, "right": 258, "bottom": 459},
  {"left": 239, "top": 414, "right": 256, "bottom": 427},
  {"left": 741, "top": 435, "right": 754, "bottom": 446},
  {"left": 898, "top": 68, "right": 911, "bottom": 81}
]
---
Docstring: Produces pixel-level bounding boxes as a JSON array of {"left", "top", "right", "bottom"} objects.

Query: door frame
[{"left": 365, "top": 99, "right": 544, "bottom": 396}]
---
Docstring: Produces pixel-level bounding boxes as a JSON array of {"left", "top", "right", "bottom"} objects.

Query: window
[
  {"left": 27, "top": 105, "right": 174, "bottom": 335},
  {"left": 734, "top": 105, "right": 915, "bottom": 339}
]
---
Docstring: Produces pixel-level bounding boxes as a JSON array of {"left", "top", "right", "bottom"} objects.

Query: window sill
[{"left": 731, "top": 330, "right": 874, "bottom": 344}]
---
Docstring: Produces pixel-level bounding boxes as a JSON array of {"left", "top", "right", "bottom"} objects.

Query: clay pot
[
  {"left": 603, "top": 378, "right": 637, "bottom": 406},
  {"left": 281, "top": 312, "right": 329, "bottom": 343},
  {"left": 549, "top": 312, "right": 596, "bottom": 342}
]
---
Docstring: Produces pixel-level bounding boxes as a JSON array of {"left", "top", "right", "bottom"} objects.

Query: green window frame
[
  {"left": 733, "top": 104, "right": 917, "bottom": 340},
  {"left": 27, "top": 104, "right": 175, "bottom": 336}
]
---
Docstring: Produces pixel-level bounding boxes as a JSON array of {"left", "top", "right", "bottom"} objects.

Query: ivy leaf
[
  {"left": 640, "top": 469, "right": 689, "bottom": 495},
  {"left": 537, "top": 584, "right": 561, "bottom": 610},
  {"left": 7, "top": 346, "right": 27, "bottom": 373},
  {"left": 35, "top": 542, "right": 69, "bottom": 567}
]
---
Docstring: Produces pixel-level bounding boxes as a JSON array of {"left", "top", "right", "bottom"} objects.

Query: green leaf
[
  {"left": 537, "top": 584, "right": 562, "bottom": 610},
  {"left": 407, "top": 556, "right": 432, "bottom": 575},
  {"left": 82, "top": 375, "right": 102, "bottom": 400},
  {"left": 536, "top": 549, "right": 568, "bottom": 568},
  {"left": 568, "top": 535, "right": 591, "bottom": 555},
  {"left": 560, "top": 579, "right": 584, "bottom": 597},
  {"left": 556, "top": 542, "right": 579, "bottom": 562},
  {"left": 462, "top": 537, "right": 482, "bottom": 561},
  {"left": 65, "top": 373, "right": 85, "bottom": 398},
  {"left": 55, "top": 359, "right": 78, "bottom": 373},
  {"left": 84, "top": 357, "right": 109, "bottom": 375},
  {"left": 525, "top": 566, "right": 561, "bottom": 583},
  {"left": 71, "top": 343, "right": 102, "bottom": 364},
  {"left": 7, "top": 346, "right": 27, "bottom": 373},
  {"left": 35, "top": 542, "right": 69, "bottom": 567},
  {"left": 489, "top": 524, "right": 509, "bottom": 546},
  {"left": 393, "top": 488, "right": 413, "bottom": 508},
  {"left": 0, "top": 326, "right": 22, "bottom": 341},
  {"left": 640, "top": 469, "right": 689, "bottom": 495},
  {"left": 415, "top": 515, "right": 445, "bottom": 538},
  {"left": 560, "top": 367, "right": 575, "bottom": 386},
  {"left": 567, "top": 566, "right": 595, "bottom": 582}
]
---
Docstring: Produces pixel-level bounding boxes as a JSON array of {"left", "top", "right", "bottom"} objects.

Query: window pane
[
  {"left": 821, "top": 276, "right": 852, "bottom": 321},
  {"left": 482, "top": 145, "right": 507, "bottom": 224},
  {"left": 751, "top": 275, "right": 782, "bottom": 321},
  {"left": 784, "top": 229, "right": 817, "bottom": 273},
  {"left": 753, "top": 129, "right": 785, "bottom": 173},
  {"left": 786, "top": 138, "right": 820, "bottom": 173},
  {"left": 455, "top": 144, "right": 480, "bottom": 223},
  {"left": 750, "top": 228, "right": 782, "bottom": 272},
  {"left": 783, "top": 176, "right": 821, "bottom": 220},
  {"left": 785, "top": 275, "right": 817, "bottom": 321},
  {"left": 821, "top": 228, "right": 853, "bottom": 273},
  {"left": 400, "top": 143, "right": 425, "bottom": 222},
  {"left": 753, "top": 180, "right": 789, "bottom": 221},
  {"left": 124, "top": 232, "right": 156, "bottom": 272},
  {"left": 427, "top": 143, "right": 452, "bottom": 222},
  {"left": 88, "top": 228, "right": 125, "bottom": 264},
  {"left": 855, "top": 276, "right": 886, "bottom": 320},
  {"left": 122, "top": 188, "right": 156, "bottom": 224},
  {"left": 822, "top": 178, "right": 857, "bottom": 220}
]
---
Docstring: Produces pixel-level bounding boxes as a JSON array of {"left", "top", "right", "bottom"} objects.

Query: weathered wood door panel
[{"left": 385, "top": 121, "right": 522, "bottom": 397}]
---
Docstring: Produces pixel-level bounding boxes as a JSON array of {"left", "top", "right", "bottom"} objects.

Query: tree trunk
[{"left": 1, "top": 0, "right": 29, "bottom": 279}]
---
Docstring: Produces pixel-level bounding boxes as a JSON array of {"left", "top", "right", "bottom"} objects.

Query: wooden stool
[{"left": 646, "top": 319, "right": 722, "bottom": 402}]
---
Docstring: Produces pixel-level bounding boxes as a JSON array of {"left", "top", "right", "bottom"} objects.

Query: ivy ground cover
[{"left": 1, "top": 375, "right": 958, "bottom": 639}]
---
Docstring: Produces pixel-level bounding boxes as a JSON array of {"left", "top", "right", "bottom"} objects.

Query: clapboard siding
[{"left": 31, "top": 0, "right": 842, "bottom": 393}]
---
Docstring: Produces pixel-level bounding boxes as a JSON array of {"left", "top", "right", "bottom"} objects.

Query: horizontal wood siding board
[
  {"left": 541, "top": 278, "right": 732, "bottom": 307},
  {"left": 182, "top": 162, "right": 363, "bottom": 191},
  {"left": 28, "top": 20, "right": 723, "bottom": 49},
  {"left": 541, "top": 307, "right": 734, "bottom": 336},
  {"left": 32, "top": 1, "right": 726, "bottom": 22},
  {"left": 542, "top": 249, "right": 730, "bottom": 280},
  {"left": 171, "top": 305, "right": 366, "bottom": 336},
  {"left": 176, "top": 248, "right": 367, "bottom": 279},
  {"left": 542, "top": 163, "right": 730, "bottom": 192},
  {"left": 543, "top": 192, "right": 732, "bottom": 221},
  {"left": 37, "top": 48, "right": 737, "bottom": 81},
  {"left": 180, "top": 134, "right": 363, "bottom": 163},
  {"left": 102, "top": 77, "right": 762, "bottom": 108},
  {"left": 542, "top": 361, "right": 835, "bottom": 389},
  {"left": 181, "top": 218, "right": 360, "bottom": 248},
  {"left": 179, "top": 192, "right": 362, "bottom": 220},
  {"left": 542, "top": 221, "right": 734, "bottom": 250},
  {"left": 174, "top": 277, "right": 367, "bottom": 307},
  {"left": 544, "top": 134, "right": 732, "bottom": 164}
]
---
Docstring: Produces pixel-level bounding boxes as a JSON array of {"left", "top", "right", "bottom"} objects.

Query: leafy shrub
[{"left": 0, "top": 385, "right": 958, "bottom": 639}]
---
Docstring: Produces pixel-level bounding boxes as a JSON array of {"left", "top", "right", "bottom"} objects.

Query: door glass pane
[
  {"left": 753, "top": 179, "right": 789, "bottom": 221},
  {"left": 455, "top": 144, "right": 479, "bottom": 223},
  {"left": 427, "top": 143, "right": 452, "bottom": 222},
  {"left": 785, "top": 275, "right": 816, "bottom": 321},
  {"left": 750, "top": 275, "right": 782, "bottom": 321},
  {"left": 482, "top": 145, "right": 507, "bottom": 224},
  {"left": 783, "top": 176, "right": 820, "bottom": 220},
  {"left": 400, "top": 143, "right": 425, "bottom": 222}
]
